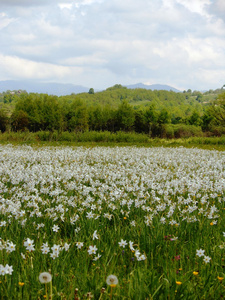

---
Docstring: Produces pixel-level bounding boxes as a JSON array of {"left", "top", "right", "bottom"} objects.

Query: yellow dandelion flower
[
  {"left": 218, "top": 276, "right": 224, "bottom": 281},
  {"left": 176, "top": 281, "right": 182, "bottom": 285},
  {"left": 193, "top": 271, "right": 199, "bottom": 276},
  {"left": 19, "top": 282, "right": 25, "bottom": 286}
]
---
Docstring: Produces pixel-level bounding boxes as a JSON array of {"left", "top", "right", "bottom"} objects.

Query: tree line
[{"left": 0, "top": 88, "right": 225, "bottom": 138}]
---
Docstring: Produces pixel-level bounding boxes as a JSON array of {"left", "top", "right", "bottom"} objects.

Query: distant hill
[
  {"left": 126, "top": 83, "right": 181, "bottom": 92},
  {"left": 0, "top": 80, "right": 89, "bottom": 96},
  {"left": 0, "top": 80, "right": 181, "bottom": 96}
]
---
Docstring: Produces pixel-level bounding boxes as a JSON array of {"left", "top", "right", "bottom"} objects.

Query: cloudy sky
[{"left": 0, "top": 0, "right": 225, "bottom": 91}]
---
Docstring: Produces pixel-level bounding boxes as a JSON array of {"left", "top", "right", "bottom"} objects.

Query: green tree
[
  {"left": 188, "top": 111, "right": 202, "bottom": 126},
  {"left": 116, "top": 100, "right": 135, "bottom": 131},
  {"left": 66, "top": 99, "right": 89, "bottom": 132},
  {"left": 0, "top": 109, "right": 8, "bottom": 132},
  {"left": 145, "top": 105, "right": 157, "bottom": 136},
  {"left": 41, "top": 95, "right": 62, "bottom": 131},
  {"left": 134, "top": 108, "right": 147, "bottom": 133},
  {"left": 11, "top": 110, "right": 29, "bottom": 131},
  {"left": 88, "top": 88, "right": 95, "bottom": 94}
]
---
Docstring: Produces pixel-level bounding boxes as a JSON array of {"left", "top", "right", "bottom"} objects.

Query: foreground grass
[{"left": 0, "top": 145, "right": 225, "bottom": 299}]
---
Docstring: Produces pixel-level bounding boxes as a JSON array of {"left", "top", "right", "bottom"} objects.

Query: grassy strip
[{"left": 0, "top": 131, "right": 225, "bottom": 150}]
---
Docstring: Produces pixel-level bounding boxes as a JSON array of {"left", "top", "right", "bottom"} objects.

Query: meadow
[{"left": 0, "top": 145, "right": 225, "bottom": 299}]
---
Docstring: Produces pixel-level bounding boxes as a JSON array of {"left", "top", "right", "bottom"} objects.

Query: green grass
[{"left": 0, "top": 131, "right": 225, "bottom": 150}]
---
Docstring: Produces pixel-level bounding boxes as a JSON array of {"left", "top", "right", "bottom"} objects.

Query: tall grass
[{"left": 0, "top": 131, "right": 225, "bottom": 150}]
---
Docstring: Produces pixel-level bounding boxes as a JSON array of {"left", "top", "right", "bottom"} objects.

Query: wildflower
[
  {"left": 118, "top": 239, "right": 127, "bottom": 248},
  {"left": 134, "top": 249, "right": 141, "bottom": 258},
  {"left": 76, "top": 242, "right": 84, "bottom": 249},
  {"left": 0, "top": 264, "right": 13, "bottom": 275},
  {"left": 50, "top": 244, "right": 61, "bottom": 259},
  {"left": 50, "top": 252, "right": 58, "bottom": 260},
  {"left": 196, "top": 249, "right": 205, "bottom": 257},
  {"left": 210, "top": 220, "right": 217, "bottom": 225},
  {"left": 63, "top": 243, "right": 70, "bottom": 251},
  {"left": 203, "top": 256, "right": 211, "bottom": 263},
  {"left": 137, "top": 254, "right": 146, "bottom": 261},
  {"left": 103, "top": 213, "right": 112, "bottom": 220},
  {"left": 24, "top": 238, "right": 35, "bottom": 252},
  {"left": 41, "top": 243, "right": 50, "bottom": 255},
  {"left": 106, "top": 275, "right": 118, "bottom": 287},
  {"left": 39, "top": 272, "right": 52, "bottom": 284},
  {"left": 130, "top": 220, "right": 136, "bottom": 227},
  {"left": 129, "top": 241, "right": 135, "bottom": 251},
  {"left": 88, "top": 245, "right": 98, "bottom": 255},
  {"left": 36, "top": 223, "right": 45, "bottom": 230},
  {"left": 174, "top": 255, "right": 181, "bottom": 261},
  {"left": 5, "top": 264, "right": 13, "bottom": 275},
  {"left": 52, "top": 225, "right": 60, "bottom": 232},
  {"left": 51, "top": 244, "right": 61, "bottom": 253},
  {"left": 93, "top": 254, "right": 102, "bottom": 261},
  {"left": 169, "top": 220, "right": 177, "bottom": 226},
  {"left": 218, "top": 276, "right": 224, "bottom": 281},
  {"left": 86, "top": 212, "right": 94, "bottom": 219},
  {"left": 0, "top": 265, "right": 6, "bottom": 276},
  {"left": 176, "top": 281, "right": 182, "bottom": 285},
  {"left": 6, "top": 242, "right": 16, "bottom": 253},
  {"left": 74, "top": 227, "right": 81, "bottom": 233},
  {"left": 19, "top": 282, "right": 24, "bottom": 286},
  {"left": 193, "top": 271, "right": 199, "bottom": 276},
  {"left": 92, "top": 230, "right": 99, "bottom": 240},
  {"left": 160, "top": 217, "right": 166, "bottom": 224}
]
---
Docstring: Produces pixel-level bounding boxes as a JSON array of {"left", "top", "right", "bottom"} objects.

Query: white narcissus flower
[
  {"left": 92, "top": 230, "right": 99, "bottom": 240},
  {"left": 76, "top": 242, "right": 84, "bottom": 249},
  {"left": 5, "top": 264, "right": 13, "bottom": 275},
  {"left": 203, "top": 256, "right": 211, "bottom": 263},
  {"left": 52, "top": 225, "right": 60, "bottom": 232},
  {"left": 64, "top": 243, "right": 70, "bottom": 251},
  {"left": 88, "top": 245, "right": 98, "bottom": 255},
  {"left": 118, "top": 239, "right": 127, "bottom": 248},
  {"left": 39, "top": 272, "right": 52, "bottom": 284},
  {"left": 196, "top": 249, "right": 205, "bottom": 257},
  {"left": 93, "top": 254, "right": 102, "bottom": 261}
]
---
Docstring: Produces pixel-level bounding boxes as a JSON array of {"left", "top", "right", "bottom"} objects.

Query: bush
[
  {"left": 210, "top": 126, "right": 225, "bottom": 137},
  {"left": 172, "top": 124, "right": 203, "bottom": 138}
]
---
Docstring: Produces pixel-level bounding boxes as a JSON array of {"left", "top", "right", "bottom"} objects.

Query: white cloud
[
  {"left": 207, "top": 0, "right": 225, "bottom": 21},
  {"left": 0, "top": 0, "right": 224, "bottom": 90},
  {"left": 176, "top": 0, "right": 211, "bottom": 16},
  {"left": 0, "top": 54, "right": 81, "bottom": 81},
  {"left": 58, "top": 3, "right": 73, "bottom": 10},
  {"left": 0, "top": 12, "right": 16, "bottom": 30}
]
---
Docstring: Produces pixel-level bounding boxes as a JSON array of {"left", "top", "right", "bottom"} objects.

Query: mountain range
[{"left": 0, "top": 80, "right": 180, "bottom": 96}]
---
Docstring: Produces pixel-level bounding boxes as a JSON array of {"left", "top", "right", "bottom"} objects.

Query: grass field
[
  {"left": 1, "top": 145, "right": 225, "bottom": 299},
  {"left": 0, "top": 131, "right": 225, "bottom": 151}
]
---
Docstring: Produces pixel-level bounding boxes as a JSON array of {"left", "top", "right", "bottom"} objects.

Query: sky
[{"left": 0, "top": 0, "right": 225, "bottom": 91}]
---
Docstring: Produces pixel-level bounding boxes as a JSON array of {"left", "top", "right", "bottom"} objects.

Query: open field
[{"left": 1, "top": 145, "right": 225, "bottom": 299}]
